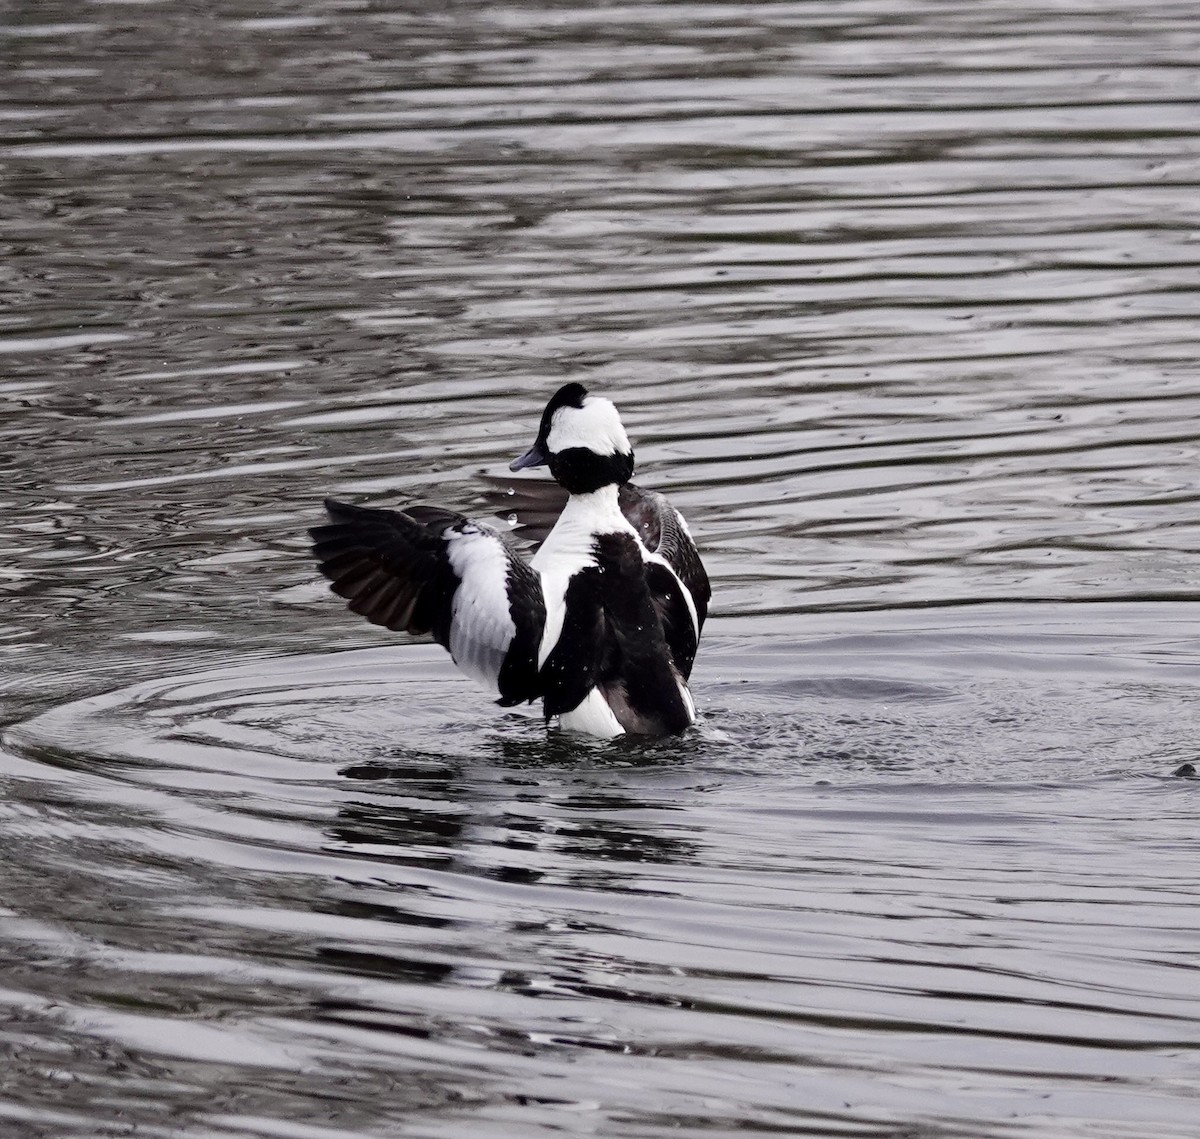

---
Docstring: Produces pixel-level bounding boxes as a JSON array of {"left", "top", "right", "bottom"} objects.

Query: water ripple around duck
[{"left": 3, "top": 0, "right": 1200, "bottom": 1135}]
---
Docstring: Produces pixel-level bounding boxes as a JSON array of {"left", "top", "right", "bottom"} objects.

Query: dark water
[{"left": 3, "top": 2, "right": 1200, "bottom": 1136}]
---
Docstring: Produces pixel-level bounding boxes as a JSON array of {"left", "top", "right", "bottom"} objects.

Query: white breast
[{"left": 530, "top": 485, "right": 636, "bottom": 668}]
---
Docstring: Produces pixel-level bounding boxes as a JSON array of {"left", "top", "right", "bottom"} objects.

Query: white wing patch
[{"left": 444, "top": 524, "right": 517, "bottom": 692}]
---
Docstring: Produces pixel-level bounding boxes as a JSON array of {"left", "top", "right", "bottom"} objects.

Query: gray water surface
[{"left": 3, "top": 2, "right": 1200, "bottom": 1137}]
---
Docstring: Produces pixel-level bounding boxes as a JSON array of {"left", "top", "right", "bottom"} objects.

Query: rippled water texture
[{"left": 3, "top": 2, "right": 1200, "bottom": 1136}]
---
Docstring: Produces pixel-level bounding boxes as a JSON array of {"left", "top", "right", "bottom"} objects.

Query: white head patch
[{"left": 545, "top": 396, "right": 631, "bottom": 457}]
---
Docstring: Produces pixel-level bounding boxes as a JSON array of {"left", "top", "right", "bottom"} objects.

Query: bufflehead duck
[{"left": 309, "top": 383, "right": 709, "bottom": 737}]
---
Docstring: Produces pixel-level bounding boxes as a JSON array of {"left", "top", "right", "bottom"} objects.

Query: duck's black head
[{"left": 510, "top": 383, "right": 635, "bottom": 494}]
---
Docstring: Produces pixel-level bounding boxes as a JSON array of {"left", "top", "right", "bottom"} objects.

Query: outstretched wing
[
  {"left": 310, "top": 499, "right": 545, "bottom": 706},
  {"left": 481, "top": 476, "right": 710, "bottom": 680}
]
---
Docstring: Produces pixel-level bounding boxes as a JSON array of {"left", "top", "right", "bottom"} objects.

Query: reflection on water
[{"left": 3, "top": 1, "right": 1200, "bottom": 1136}]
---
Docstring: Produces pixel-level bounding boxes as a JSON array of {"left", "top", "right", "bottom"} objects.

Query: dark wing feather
[
  {"left": 622, "top": 485, "right": 709, "bottom": 679},
  {"left": 642, "top": 561, "right": 698, "bottom": 680},
  {"left": 310, "top": 498, "right": 544, "bottom": 705},
  {"left": 617, "top": 485, "right": 710, "bottom": 635},
  {"left": 311, "top": 499, "right": 456, "bottom": 638}
]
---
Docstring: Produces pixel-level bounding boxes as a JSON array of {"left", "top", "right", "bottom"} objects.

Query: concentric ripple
[
  {"left": 3, "top": 611, "right": 1200, "bottom": 1137},
  {"left": 4, "top": 0, "right": 1200, "bottom": 1135}
]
